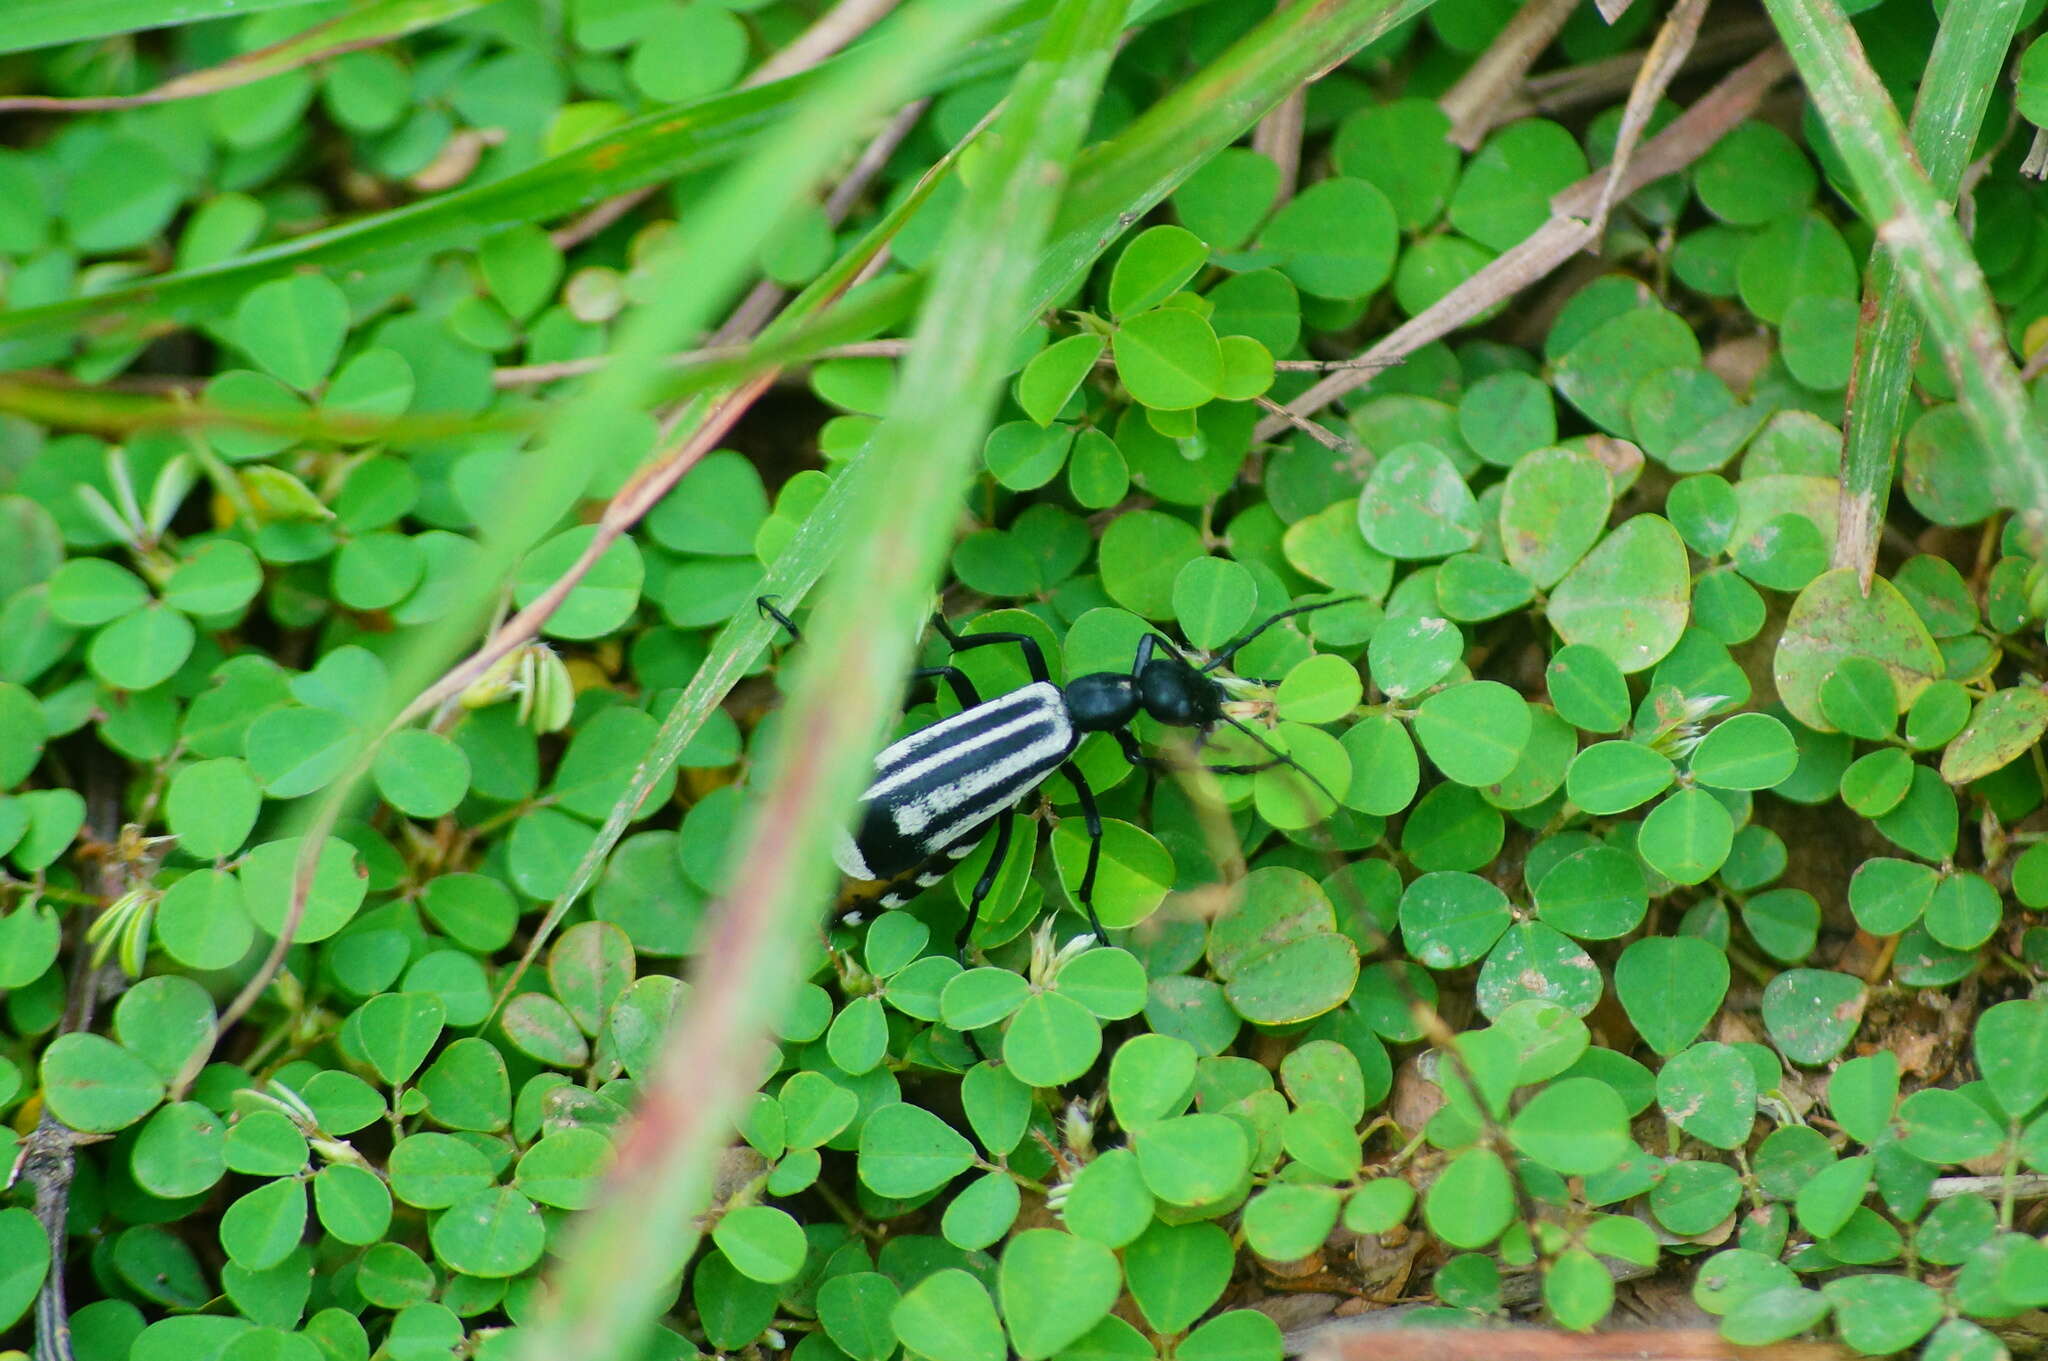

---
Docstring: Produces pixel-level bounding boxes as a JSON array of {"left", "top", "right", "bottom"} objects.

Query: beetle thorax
[{"left": 1136, "top": 657, "right": 1220, "bottom": 728}]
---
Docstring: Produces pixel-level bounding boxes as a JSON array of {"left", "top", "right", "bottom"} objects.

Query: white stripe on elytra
[
  {"left": 866, "top": 710, "right": 1051, "bottom": 807},
  {"left": 833, "top": 686, "right": 1063, "bottom": 879},
  {"left": 868, "top": 683, "right": 1053, "bottom": 772},
  {"left": 891, "top": 715, "right": 1071, "bottom": 838},
  {"left": 832, "top": 826, "right": 871, "bottom": 880},
  {"left": 866, "top": 684, "right": 1065, "bottom": 802}
]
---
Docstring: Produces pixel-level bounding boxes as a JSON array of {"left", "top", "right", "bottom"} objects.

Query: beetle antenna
[
  {"left": 1209, "top": 712, "right": 1344, "bottom": 809},
  {"left": 1201, "top": 595, "right": 1364, "bottom": 672}
]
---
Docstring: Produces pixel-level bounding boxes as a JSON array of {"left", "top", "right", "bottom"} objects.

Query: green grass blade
[
  {"left": 1762, "top": 0, "right": 2048, "bottom": 553},
  {"left": 0, "top": 274, "right": 918, "bottom": 441},
  {"left": 1037, "top": 0, "right": 1435, "bottom": 307},
  {"left": 3, "top": 0, "right": 332, "bottom": 53},
  {"left": 515, "top": 3, "right": 1128, "bottom": 1356},
  {"left": 1832, "top": 0, "right": 2028, "bottom": 584},
  {"left": 0, "top": 11, "right": 1048, "bottom": 357},
  {"left": 0, "top": 0, "right": 495, "bottom": 111},
  {"left": 0, "top": 373, "right": 517, "bottom": 443}
]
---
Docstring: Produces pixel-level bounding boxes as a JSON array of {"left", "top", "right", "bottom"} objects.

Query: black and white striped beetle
[{"left": 760, "top": 595, "right": 1358, "bottom": 947}]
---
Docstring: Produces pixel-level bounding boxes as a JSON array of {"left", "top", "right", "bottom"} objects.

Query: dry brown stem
[
  {"left": 1439, "top": 0, "right": 1582, "bottom": 149},
  {"left": 551, "top": 0, "right": 902, "bottom": 250},
  {"left": 1254, "top": 45, "right": 1795, "bottom": 442}
]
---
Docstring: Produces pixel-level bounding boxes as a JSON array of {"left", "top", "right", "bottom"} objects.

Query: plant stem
[
  {"left": 1762, "top": 0, "right": 2048, "bottom": 557},
  {"left": 1830, "top": 0, "right": 2028, "bottom": 589}
]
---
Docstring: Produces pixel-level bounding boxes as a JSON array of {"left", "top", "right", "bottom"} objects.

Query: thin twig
[
  {"left": 1929, "top": 1172, "right": 2048, "bottom": 1201},
  {"left": 1521, "top": 19, "right": 1773, "bottom": 114},
  {"left": 1253, "top": 91, "right": 1305, "bottom": 203},
  {"left": 1279, "top": 356, "right": 1407, "bottom": 371},
  {"left": 552, "top": 0, "right": 903, "bottom": 250},
  {"left": 0, "top": 34, "right": 392, "bottom": 111},
  {"left": 167, "top": 800, "right": 323, "bottom": 1093},
  {"left": 1255, "top": 45, "right": 1795, "bottom": 441},
  {"left": 11, "top": 765, "right": 127, "bottom": 1361},
  {"left": 752, "top": 0, "right": 903, "bottom": 86},
  {"left": 1439, "top": 0, "right": 1582, "bottom": 150},
  {"left": 548, "top": 190, "right": 654, "bottom": 254},
  {"left": 1585, "top": 0, "right": 1708, "bottom": 236},
  {"left": 1255, "top": 394, "right": 1366, "bottom": 456},
  {"left": 708, "top": 98, "right": 930, "bottom": 348},
  {"left": 827, "top": 100, "right": 929, "bottom": 220},
  {"left": 1980, "top": 62, "right": 2048, "bottom": 216}
]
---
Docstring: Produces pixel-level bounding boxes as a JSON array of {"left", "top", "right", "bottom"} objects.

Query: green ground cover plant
[{"left": 3, "top": 0, "right": 2048, "bottom": 1359}]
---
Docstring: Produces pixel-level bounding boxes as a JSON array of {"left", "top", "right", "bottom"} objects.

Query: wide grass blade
[
  {"left": 1761, "top": 0, "right": 2048, "bottom": 552},
  {"left": 0, "top": 11, "right": 1049, "bottom": 358},
  {"left": 4, "top": 0, "right": 332, "bottom": 53},
  {"left": 0, "top": 373, "right": 512, "bottom": 441},
  {"left": 184, "top": 0, "right": 1026, "bottom": 1087},
  {"left": 515, "top": 1, "right": 1128, "bottom": 1354},
  {"left": 1831, "top": 0, "right": 2028, "bottom": 586},
  {"left": 0, "top": 274, "right": 920, "bottom": 440}
]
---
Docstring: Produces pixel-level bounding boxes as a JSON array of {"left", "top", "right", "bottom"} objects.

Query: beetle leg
[
  {"left": 955, "top": 810, "right": 1014, "bottom": 955},
  {"left": 909, "top": 665, "right": 981, "bottom": 712},
  {"left": 929, "top": 617, "right": 1052, "bottom": 686},
  {"left": 1060, "top": 760, "right": 1108, "bottom": 945},
  {"left": 1113, "top": 727, "right": 1166, "bottom": 772}
]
